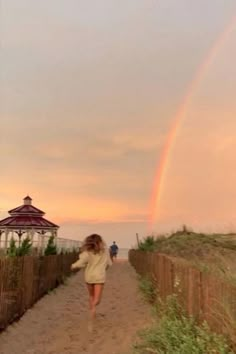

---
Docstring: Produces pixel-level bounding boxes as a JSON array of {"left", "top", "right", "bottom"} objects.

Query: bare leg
[
  {"left": 86, "top": 283, "right": 95, "bottom": 313},
  {"left": 112, "top": 254, "right": 117, "bottom": 262},
  {"left": 91, "top": 284, "right": 104, "bottom": 319}
]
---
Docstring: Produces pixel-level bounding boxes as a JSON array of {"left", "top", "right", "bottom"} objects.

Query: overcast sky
[{"left": 1, "top": 0, "right": 236, "bottom": 246}]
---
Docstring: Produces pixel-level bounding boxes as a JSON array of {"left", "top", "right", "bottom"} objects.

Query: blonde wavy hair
[{"left": 82, "top": 234, "right": 105, "bottom": 254}]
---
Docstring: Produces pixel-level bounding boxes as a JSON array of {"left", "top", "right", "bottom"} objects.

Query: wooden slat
[
  {"left": 129, "top": 250, "right": 236, "bottom": 347},
  {"left": 0, "top": 253, "right": 78, "bottom": 330}
]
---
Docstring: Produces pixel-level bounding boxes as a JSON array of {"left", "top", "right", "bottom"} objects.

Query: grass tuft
[
  {"left": 139, "top": 277, "right": 157, "bottom": 304},
  {"left": 134, "top": 292, "right": 233, "bottom": 354}
]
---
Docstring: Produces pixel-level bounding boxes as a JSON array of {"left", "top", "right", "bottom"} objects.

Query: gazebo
[{"left": 0, "top": 196, "right": 59, "bottom": 251}]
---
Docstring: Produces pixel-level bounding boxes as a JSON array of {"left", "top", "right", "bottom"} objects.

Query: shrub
[
  {"left": 134, "top": 295, "right": 233, "bottom": 354},
  {"left": 7, "top": 237, "right": 32, "bottom": 257},
  {"left": 44, "top": 236, "right": 57, "bottom": 256},
  {"left": 139, "top": 277, "right": 157, "bottom": 303},
  {"left": 17, "top": 237, "right": 32, "bottom": 256},
  {"left": 7, "top": 238, "right": 18, "bottom": 257},
  {"left": 138, "top": 236, "right": 158, "bottom": 251}
]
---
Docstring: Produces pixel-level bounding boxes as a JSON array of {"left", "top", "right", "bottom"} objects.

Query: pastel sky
[{"left": 1, "top": 0, "right": 236, "bottom": 246}]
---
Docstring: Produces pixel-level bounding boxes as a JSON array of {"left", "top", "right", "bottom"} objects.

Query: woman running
[{"left": 71, "top": 234, "right": 112, "bottom": 319}]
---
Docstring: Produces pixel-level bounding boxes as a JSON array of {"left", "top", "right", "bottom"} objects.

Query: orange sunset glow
[{"left": 1, "top": 0, "right": 236, "bottom": 246}]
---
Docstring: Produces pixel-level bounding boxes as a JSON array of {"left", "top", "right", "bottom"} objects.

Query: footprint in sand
[{"left": 0, "top": 263, "right": 151, "bottom": 354}]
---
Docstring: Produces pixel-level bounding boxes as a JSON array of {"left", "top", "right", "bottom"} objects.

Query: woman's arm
[
  {"left": 71, "top": 251, "right": 89, "bottom": 270},
  {"left": 106, "top": 249, "right": 113, "bottom": 267}
]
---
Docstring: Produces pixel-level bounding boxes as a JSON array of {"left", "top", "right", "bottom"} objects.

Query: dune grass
[
  {"left": 137, "top": 228, "right": 236, "bottom": 282},
  {"left": 134, "top": 278, "right": 234, "bottom": 354}
]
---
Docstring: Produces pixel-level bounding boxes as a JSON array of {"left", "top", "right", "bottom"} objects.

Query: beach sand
[{"left": 0, "top": 261, "right": 152, "bottom": 354}]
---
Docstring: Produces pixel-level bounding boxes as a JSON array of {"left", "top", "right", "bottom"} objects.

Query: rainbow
[{"left": 148, "top": 15, "right": 236, "bottom": 232}]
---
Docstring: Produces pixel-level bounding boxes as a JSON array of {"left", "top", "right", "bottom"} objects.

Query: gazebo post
[
  {"left": 37, "top": 231, "right": 40, "bottom": 252},
  {"left": 41, "top": 233, "right": 46, "bottom": 253},
  {"left": 0, "top": 230, "right": 3, "bottom": 249},
  {"left": 53, "top": 229, "right": 58, "bottom": 247},
  {"left": 29, "top": 228, "right": 34, "bottom": 250},
  {"left": 16, "top": 230, "right": 25, "bottom": 246},
  {"left": 37, "top": 230, "right": 46, "bottom": 254},
  {"left": 4, "top": 229, "right": 9, "bottom": 252},
  {"left": 19, "top": 232, "right": 22, "bottom": 246}
]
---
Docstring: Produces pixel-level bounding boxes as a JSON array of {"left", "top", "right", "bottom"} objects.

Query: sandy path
[{"left": 0, "top": 261, "right": 151, "bottom": 354}]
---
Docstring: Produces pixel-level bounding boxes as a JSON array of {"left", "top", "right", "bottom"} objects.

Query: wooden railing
[
  {"left": 129, "top": 250, "right": 236, "bottom": 347},
  {"left": 0, "top": 253, "right": 78, "bottom": 330}
]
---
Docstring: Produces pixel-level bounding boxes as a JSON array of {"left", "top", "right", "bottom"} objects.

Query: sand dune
[{"left": 0, "top": 261, "right": 151, "bottom": 354}]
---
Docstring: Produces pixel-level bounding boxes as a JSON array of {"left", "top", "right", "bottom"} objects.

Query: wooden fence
[
  {"left": 129, "top": 250, "right": 236, "bottom": 346},
  {"left": 0, "top": 253, "right": 78, "bottom": 330}
]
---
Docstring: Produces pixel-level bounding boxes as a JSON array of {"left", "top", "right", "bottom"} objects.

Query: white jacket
[{"left": 71, "top": 249, "right": 112, "bottom": 284}]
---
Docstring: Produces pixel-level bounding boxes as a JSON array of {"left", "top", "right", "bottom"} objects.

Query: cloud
[
  {"left": 1, "top": 0, "right": 236, "bottom": 237},
  {"left": 60, "top": 211, "right": 147, "bottom": 226},
  {"left": 33, "top": 131, "right": 162, "bottom": 161}
]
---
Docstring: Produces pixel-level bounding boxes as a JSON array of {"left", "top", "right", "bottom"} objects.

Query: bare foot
[
  {"left": 87, "top": 319, "right": 94, "bottom": 333},
  {"left": 90, "top": 305, "right": 96, "bottom": 320}
]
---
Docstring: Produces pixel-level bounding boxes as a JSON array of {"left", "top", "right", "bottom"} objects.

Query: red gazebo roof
[
  {"left": 9, "top": 205, "right": 45, "bottom": 216},
  {"left": 0, "top": 196, "right": 59, "bottom": 230},
  {"left": 0, "top": 216, "right": 58, "bottom": 228}
]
